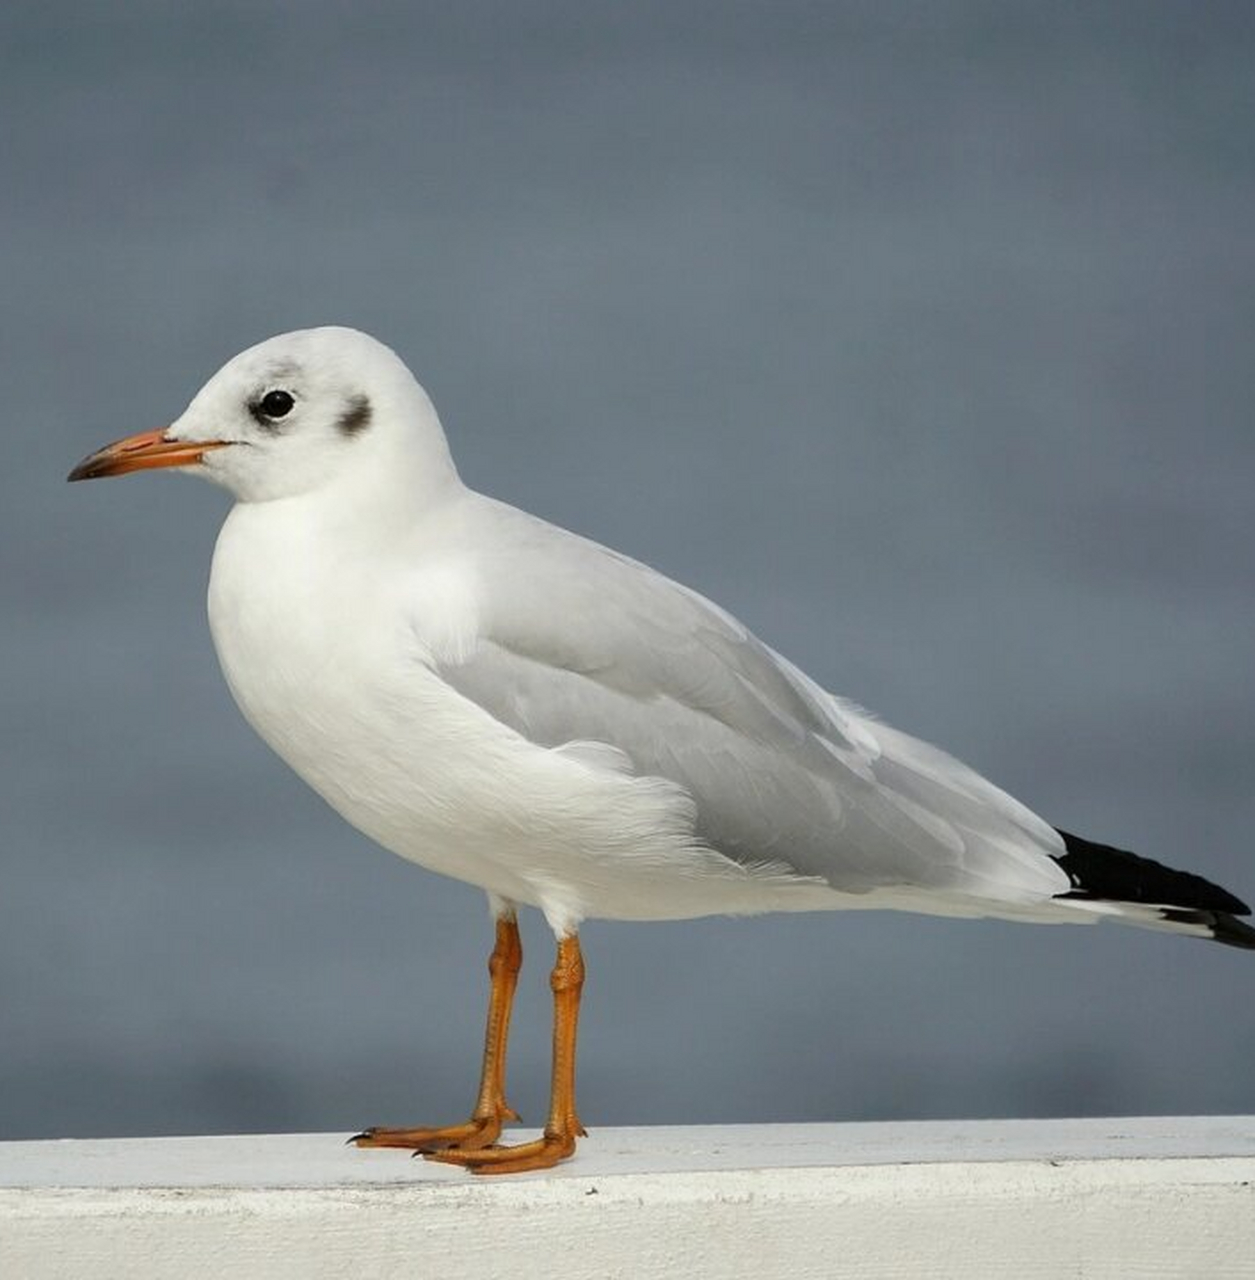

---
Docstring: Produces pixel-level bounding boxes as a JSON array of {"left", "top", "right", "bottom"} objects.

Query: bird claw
[
  {"left": 422, "top": 1128, "right": 580, "bottom": 1175},
  {"left": 351, "top": 1113, "right": 515, "bottom": 1153}
]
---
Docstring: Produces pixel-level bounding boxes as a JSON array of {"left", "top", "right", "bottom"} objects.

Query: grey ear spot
[{"left": 336, "top": 394, "right": 372, "bottom": 437}]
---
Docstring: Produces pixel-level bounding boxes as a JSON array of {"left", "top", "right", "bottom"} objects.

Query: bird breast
[
  {"left": 203, "top": 502, "right": 839, "bottom": 928},
  {"left": 205, "top": 504, "right": 484, "bottom": 856}
]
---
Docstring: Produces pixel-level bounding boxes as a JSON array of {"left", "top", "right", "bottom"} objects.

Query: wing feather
[{"left": 432, "top": 503, "right": 1068, "bottom": 902}]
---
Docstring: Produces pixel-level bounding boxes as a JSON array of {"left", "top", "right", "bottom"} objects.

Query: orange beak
[{"left": 67, "top": 428, "right": 230, "bottom": 482}]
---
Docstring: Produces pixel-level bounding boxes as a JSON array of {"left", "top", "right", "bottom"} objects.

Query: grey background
[{"left": 2, "top": 2, "right": 1253, "bottom": 1142}]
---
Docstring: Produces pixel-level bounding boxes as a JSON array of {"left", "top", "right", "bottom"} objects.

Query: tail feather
[{"left": 1052, "top": 828, "right": 1255, "bottom": 951}]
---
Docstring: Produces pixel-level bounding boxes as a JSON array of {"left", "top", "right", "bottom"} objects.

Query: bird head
[{"left": 68, "top": 327, "right": 455, "bottom": 504}]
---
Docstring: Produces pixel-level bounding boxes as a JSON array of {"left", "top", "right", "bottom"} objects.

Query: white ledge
[{"left": 3, "top": 1119, "right": 1254, "bottom": 1278}]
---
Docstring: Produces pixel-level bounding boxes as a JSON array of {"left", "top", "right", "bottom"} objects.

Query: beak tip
[
  {"left": 67, "top": 428, "right": 224, "bottom": 485},
  {"left": 67, "top": 456, "right": 106, "bottom": 483}
]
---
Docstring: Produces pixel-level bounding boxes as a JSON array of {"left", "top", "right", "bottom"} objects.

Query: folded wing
[{"left": 436, "top": 502, "right": 1069, "bottom": 905}]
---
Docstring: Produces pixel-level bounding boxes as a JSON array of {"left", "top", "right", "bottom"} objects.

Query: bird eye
[{"left": 259, "top": 389, "right": 295, "bottom": 419}]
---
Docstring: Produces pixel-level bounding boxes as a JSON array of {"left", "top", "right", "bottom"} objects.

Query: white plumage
[
  {"left": 185, "top": 325, "right": 1083, "bottom": 936},
  {"left": 69, "top": 325, "right": 1252, "bottom": 1172}
]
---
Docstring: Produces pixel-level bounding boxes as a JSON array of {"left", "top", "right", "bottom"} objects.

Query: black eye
[{"left": 259, "top": 389, "right": 294, "bottom": 419}]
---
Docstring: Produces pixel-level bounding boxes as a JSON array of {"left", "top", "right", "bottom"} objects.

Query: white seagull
[{"left": 69, "top": 326, "right": 1254, "bottom": 1174}]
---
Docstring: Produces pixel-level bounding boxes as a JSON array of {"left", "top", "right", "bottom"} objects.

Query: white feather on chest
[
  {"left": 208, "top": 503, "right": 515, "bottom": 883},
  {"left": 205, "top": 501, "right": 799, "bottom": 931}
]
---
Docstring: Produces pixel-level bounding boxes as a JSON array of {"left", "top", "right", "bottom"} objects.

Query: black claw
[{"left": 347, "top": 1130, "right": 375, "bottom": 1145}]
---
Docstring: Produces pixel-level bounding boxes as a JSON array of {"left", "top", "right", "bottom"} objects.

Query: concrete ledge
[{"left": 2, "top": 1118, "right": 1253, "bottom": 1278}]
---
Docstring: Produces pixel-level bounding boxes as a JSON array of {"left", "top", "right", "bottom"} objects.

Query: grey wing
[{"left": 439, "top": 508, "right": 1069, "bottom": 903}]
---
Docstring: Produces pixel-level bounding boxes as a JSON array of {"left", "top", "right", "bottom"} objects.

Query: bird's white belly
[
  {"left": 208, "top": 529, "right": 535, "bottom": 901},
  {"left": 207, "top": 509, "right": 830, "bottom": 930}
]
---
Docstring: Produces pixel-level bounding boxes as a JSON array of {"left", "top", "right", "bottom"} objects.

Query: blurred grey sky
[{"left": 2, "top": 2, "right": 1253, "bottom": 1142}]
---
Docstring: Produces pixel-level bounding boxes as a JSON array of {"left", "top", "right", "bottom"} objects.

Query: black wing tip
[
  {"left": 1159, "top": 908, "right": 1255, "bottom": 951},
  {"left": 1207, "top": 912, "right": 1255, "bottom": 950},
  {"left": 1052, "top": 827, "right": 1251, "bottom": 917}
]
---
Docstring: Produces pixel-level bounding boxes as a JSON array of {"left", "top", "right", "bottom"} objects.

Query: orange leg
[
  {"left": 353, "top": 913, "right": 523, "bottom": 1152},
  {"left": 425, "top": 932, "right": 586, "bottom": 1175}
]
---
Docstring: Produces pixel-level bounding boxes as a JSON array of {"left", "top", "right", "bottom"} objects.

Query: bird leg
[
  {"left": 353, "top": 912, "right": 523, "bottom": 1152},
  {"left": 424, "top": 932, "right": 586, "bottom": 1174}
]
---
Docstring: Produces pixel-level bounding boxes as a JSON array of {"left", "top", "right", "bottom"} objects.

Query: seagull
[{"left": 69, "top": 326, "right": 1254, "bottom": 1174}]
